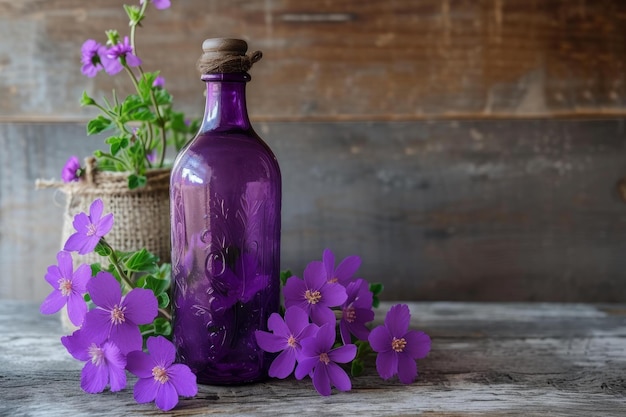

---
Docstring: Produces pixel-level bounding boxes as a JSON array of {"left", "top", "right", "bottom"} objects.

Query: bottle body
[{"left": 170, "top": 73, "right": 281, "bottom": 384}]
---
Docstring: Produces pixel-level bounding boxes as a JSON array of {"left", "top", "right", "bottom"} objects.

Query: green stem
[
  {"left": 129, "top": 0, "right": 167, "bottom": 167},
  {"left": 100, "top": 239, "right": 134, "bottom": 292}
]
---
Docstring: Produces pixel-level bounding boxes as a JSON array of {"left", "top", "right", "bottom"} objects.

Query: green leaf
[
  {"left": 105, "top": 136, "right": 129, "bottom": 156},
  {"left": 369, "top": 282, "right": 384, "bottom": 295},
  {"left": 153, "top": 317, "right": 172, "bottom": 336},
  {"left": 350, "top": 359, "right": 364, "bottom": 377},
  {"left": 124, "top": 248, "right": 159, "bottom": 273},
  {"left": 137, "top": 72, "right": 159, "bottom": 101},
  {"left": 153, "top": 88, "right": 173, "bottom": 106},
  {"left": 128, "top": 174, "right": 147, "bottom": 189},
  {"left": 280, "top": 269, "right": 293, "bottom": 287},
  {"left": 94, "top": 241, "right": 112, "bottom": 257},
  {"left": 86, "top": 115, "right": 113, "bottom": 135},
  {"left": 80, "top": 91, "right": 96, "bottom": 107},
  {"left": 147, "top": 276, "right": 170, "bottom": 294},
  {"left": 90, "top": 263, "right": 103, "bottom": 276},
  {"left": 157, "top": 292, "right": 170, "bottom": 309}
]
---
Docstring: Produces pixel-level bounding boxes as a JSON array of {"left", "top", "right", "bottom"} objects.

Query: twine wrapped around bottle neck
[{"left": 196, "top": 38, "right": 262, "bottom": 74}]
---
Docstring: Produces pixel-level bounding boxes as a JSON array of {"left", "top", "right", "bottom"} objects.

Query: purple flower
[
  {"left": 283, "top": 260, "right": 347, "bottom": 326},
  {"left": 322, "top": 248, "right": 361, "bottom": 286},
  {"left": 61, "top": 156, "right": 82, "bottom": 182},
  {"left": 368, "top": 304, "right": 431, "bottom": 384},
  {"left": 40, "top": 251, "right": 90, "bottom": 326},
  {"left": 105, "top": 36, "right": 142, "bottom": 75},
  {"left": 339, "top": 278, "right": 374, "bottom": 344},
  {"left": 255, "top": 306, "right": 319, "bottom": 378},
  {"left": 82, "top": 271, "right": 158, "bottom": 354},
  {"left": 80, "top": 39, "right": 111, "bottom": 78},
  {"left": 64, "top": 198, "right": 114, "bottom": 255},
  {"left": 61, "top": 329, "right": 127, "bottom": 393},
  {"left": 295, "top": 322, "right": 357, "bottom": 396},
  {"left": 152, "top": 76, "right": 165, "bottom": 88},
  {"left": 127, "top": 336, "right": 198, "bottom": 411},
  {"left": 140, "top": 0, "right": 171, "bottom": 10}
]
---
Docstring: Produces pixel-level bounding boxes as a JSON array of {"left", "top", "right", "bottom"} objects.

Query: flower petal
[
  {"left": 108, "top": 363, "right": 127, "bottom": 392},
  {"left": 168, "top": 364, "right": 198, "bottom": 397},
  {"left": 368, "top": 325, "right": 392, "bottom": 353},
  {"left": 268, "top": 348, "right": 296, "bottom": 379},
  {"left": 89, "top": 199, "right": 104, "bottom": 221},
  {"left": 319, "top": 283, "right": 347, "bottom": 308},
  {"left": 71, "top": 264, "right": 92, "bottom": 294},
  {"left": 44, "top": 264, "right": 62, "bottom": 288},
  {"left": 81, "top": 361, "right": 109, "bottom": 393},
  {"left": 267, "top": 312, "right": 290, "bottom": 337},
  {"left": 87, "top": 272, "right": 121, "bottom": 309},
  {"left": 61, "top": 329, "right": 91, "bottom": 361},
  {"left": 96, "top": 213, "right": 114, "bottom": 237},
  {"left": 314, "top": 322, "right": 336, "bottom": 350},
  {"left": 403, "top": 330, "right": 432, "bottom": 359},
  {"left": 339, "top": 320, "right": 351, "bottom": 345},
  {"left": 385, "top": 304, "right": 411, "bottom": 337},
  {"left": 127, "top": 350, "right": 155, "bottom": 378},
  {"left": 284, "top": 306, "right": 311, "bottom": 335},
  {"left": 71, "top": 212, "right": 91, "bottom": 235},
  {"left": 328, "top": 344, "right": 356, "bottom": 364},
  {"left": 283, "top": 276, "right": 307, "bottom": 308},
  {"left": 322, "top": 248, "right": 335, "bottom": 279},
  {"left": 327, "top": 362, "right": 351, "bottom": 392},
  {"left": 310, "top": 305, "right": 336, "bottom": 327},
  {"left": 294, "top": 357, "right": 317, "bottom": 380},
  {"left": 63, "top": 232, "right": 87, "bottom": 253},
  {"left": 109, "top": 322, "right": 143, "bottom": 354},
  {"left": 123, "top": 288, "right": 158, "bottom": 325},
  {"left": 397, "top": 353, "right": 418, "bottom": 384},
  {"left": 134, "top": 377, "right": 158, "bottom": 403},
  {"left": 376, "top": 350, "right": 398, "bottom": 380},
  {"left": 312, "top": 363, "right": 331, "bottom": 396},
  {"left": 39, "top": 291, "right": 66, "bottom": 315},
  {"left": 146, "top": 336, "right": 176, "bottom": 367},
  {"left": 334, "top": 255, "right": 361, "bottom": 284},
  {"left": 155, "top": 381, "right": 179, "bottom": 411},
  {"left": 303, "top": 260, "right": 326, "bottom": 289},
  {"left": 66, "top": 293, "right": 88, "bottom": 326},
  {"left": 56, "top": 251, "right": 75, "bottom": 280},
  {"left": 255, "top": 330, "right": 286, "bottom": 353},
  {"left": 82, "top": 308, "right": 113, "bottom": 343}
]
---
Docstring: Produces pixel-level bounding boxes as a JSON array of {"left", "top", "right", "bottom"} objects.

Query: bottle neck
[{"left": 200, "top": 72, "right": 252, "bottom": 132}]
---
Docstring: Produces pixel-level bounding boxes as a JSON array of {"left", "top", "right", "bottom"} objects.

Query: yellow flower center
[
  {"left": 391, "top": 337, "right": 407, "bottom": 352},
  {"left": 110, "top": 305, "right": 126, "bottom": 325},
  {"left": 152, "top": 366, "right": 169, "bottom": 384},
  {"left": 287, "top": 335, "right": 297, "bottom": 348},
  {"left": 319, "top": 352, "right": 330, "bottom": 365},
  {"left": 327, "top": 277, "right": 338, "bottom": 284},
  {"left": 57, "top": 278, "right": 73, "bottom": 297},
  {"left": 304, "top": 290, "right": 322, "bottom": 305}
]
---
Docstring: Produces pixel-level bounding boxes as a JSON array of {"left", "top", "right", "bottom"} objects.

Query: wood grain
[
  {"left": 1, "top": 0, "right": 626, "bottom": 121},
  {"left": 2, "top": 119, "right": 626, "bottom": 303},
  {"left": 1, "top": 300, "right": 625, "bottom": 416}
]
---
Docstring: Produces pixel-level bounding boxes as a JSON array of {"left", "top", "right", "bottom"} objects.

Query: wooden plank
[
  {"left": 2, "top": 119, "right": 626, "bottom": 302},
  {"left": 1, "top": 0, "right": 626, "bottom": 121},
  {"left": 1, "top": 300, "right": 625, "bottom": 416}
]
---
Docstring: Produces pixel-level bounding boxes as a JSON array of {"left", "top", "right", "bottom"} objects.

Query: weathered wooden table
[{"left": 1, "top": 300, "right": 625, "bottom": 416}]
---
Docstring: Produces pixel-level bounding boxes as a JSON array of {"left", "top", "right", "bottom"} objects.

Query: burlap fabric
[{"left": 37, "top": 157, "right": 171, "bottom": 267}]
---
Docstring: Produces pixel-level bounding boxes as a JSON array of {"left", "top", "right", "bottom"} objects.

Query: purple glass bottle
[{"left": 170, "top": 39, "right": 281, "bottom": 384}]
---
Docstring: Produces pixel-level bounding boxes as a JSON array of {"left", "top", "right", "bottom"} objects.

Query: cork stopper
[{"left": 197, "top": 38, "right": 263, "bottom": 74}]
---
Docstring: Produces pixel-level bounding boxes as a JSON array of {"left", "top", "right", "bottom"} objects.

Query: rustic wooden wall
[{"left": 1, "top": 0, "right": 626, "bottom": 302}]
